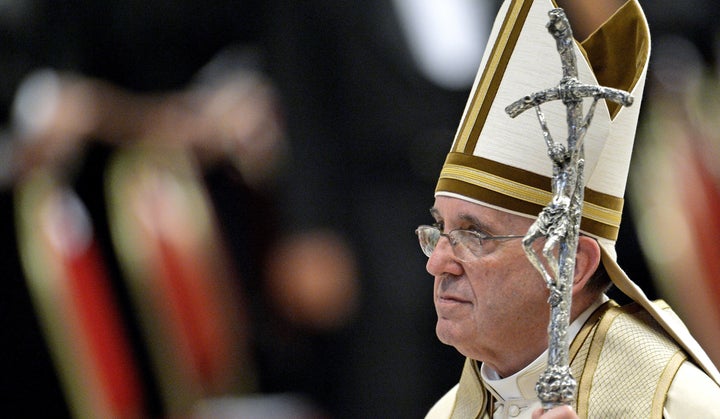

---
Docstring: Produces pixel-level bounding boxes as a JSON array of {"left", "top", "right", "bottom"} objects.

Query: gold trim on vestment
[
  {"left": 569, "top": 301, "right": 615, "bottom": 365},
  {"left": 652, "top": 352, "right": 687, "bottom": 417},
  {"left": 575, "top": 303, "right": 623, "bottom": 417},
  {"left": 450, "top": 358, "right": 490, "bottom": 419}
]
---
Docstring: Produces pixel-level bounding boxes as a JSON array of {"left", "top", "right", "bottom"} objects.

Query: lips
[
  {"left": 435, "top": 275, "right": 472, "bottom": 306},
  {"left": 436, "top": 294, "right": 471, "bottom": 305}
]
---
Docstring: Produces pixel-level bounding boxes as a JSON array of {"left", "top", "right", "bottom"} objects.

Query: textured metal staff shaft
[{"left": 505, "top": 8, "right": 633, "bottom": 411}]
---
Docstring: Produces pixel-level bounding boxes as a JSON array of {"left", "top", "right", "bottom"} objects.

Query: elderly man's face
[{"left": 426, "top": 196, "right": 551, "bottom": 376}]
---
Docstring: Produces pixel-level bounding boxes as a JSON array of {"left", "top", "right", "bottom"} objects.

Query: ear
[{"left": 572, "top": 235, "right": 601, "bottom": 296}]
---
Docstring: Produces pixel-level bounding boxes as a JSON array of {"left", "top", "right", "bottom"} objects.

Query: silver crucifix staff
[{"left": 505, "top": 8, "right": 633, "bottom": 411}]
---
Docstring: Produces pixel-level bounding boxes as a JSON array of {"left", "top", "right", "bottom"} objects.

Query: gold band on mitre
[{"left": 437, "top": 152, "right": 624, "bottom": 240}]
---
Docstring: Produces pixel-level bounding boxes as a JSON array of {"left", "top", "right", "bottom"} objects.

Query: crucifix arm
[
  {"left": 584, "top": 84, "right": 633, "bottom": 107},
  {"left": 506, "top": 82, "right": 632, "bottom": 119},
  {"left": 506, "top": 87, "right": 560, "bottom": 118}
]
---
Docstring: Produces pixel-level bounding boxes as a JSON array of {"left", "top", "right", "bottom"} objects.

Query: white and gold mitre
[
  {"left": 436, "top": 0, "right": 647, "bottom": 242},
  {"left": 435, "top": 0, "right": 720, "bottom": 383}
]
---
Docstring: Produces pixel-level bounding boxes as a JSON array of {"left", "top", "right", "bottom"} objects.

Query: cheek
[
  {"left": 467, "top": 254, "right": 548, "bottom": 312},
  {"left": 464, "top": 255, "right": 507, "bottom": 297},
  {"left": 505, "top": 264, "right": 552, "bottom": 321}
]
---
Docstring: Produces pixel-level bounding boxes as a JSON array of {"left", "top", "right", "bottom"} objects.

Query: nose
[{"left": 426, "top": 235, "right": 463, "bottom": 277}]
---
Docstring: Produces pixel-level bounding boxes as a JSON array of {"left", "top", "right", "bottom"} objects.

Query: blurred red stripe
[{"left": 63, "top": 238, "right": 145, "bottom": 417}]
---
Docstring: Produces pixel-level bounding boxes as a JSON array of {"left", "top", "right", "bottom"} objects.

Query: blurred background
[{"left": 0, "top": 1, "right": 718, "bottom": 418}]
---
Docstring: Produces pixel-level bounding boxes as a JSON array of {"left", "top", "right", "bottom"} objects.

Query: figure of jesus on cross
[{"left": 505, "top": 8, "right": 634, "bottom": 411}]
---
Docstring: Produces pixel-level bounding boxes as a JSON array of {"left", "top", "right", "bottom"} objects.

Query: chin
[{"left": 435, "top": 318, "right": 463, "bottom": 347}]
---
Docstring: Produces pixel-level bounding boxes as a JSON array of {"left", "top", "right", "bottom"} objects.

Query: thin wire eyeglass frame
[{"left": 415, "top": 225, "right": 526, "bottom": 259}]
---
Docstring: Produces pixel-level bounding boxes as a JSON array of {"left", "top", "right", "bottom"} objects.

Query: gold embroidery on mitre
[{"left": 436, "top": 153, "right": 624, "bottom": 240}]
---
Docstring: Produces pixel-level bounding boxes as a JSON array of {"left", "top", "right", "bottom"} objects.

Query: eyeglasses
[{"left": 415, "top": 225, "right": 525, "bottom": 259}]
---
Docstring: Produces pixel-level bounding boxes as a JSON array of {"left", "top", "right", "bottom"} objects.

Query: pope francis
[{"left": 417, "top": 0, "right": 720, "bottom": 417}]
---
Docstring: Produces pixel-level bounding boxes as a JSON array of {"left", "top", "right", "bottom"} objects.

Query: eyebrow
[
  {"left": 429, "top": 207, "right": 440, "bottom": 219},
  {"left": 429, "top": 207, "right": 494, "bottom": 232}
]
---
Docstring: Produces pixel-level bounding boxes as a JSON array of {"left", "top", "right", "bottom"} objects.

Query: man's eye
[{"left": 432, "top": 222, "right": 444, "bottom": 232}]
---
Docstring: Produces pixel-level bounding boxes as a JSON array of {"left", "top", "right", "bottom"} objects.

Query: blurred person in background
[{"left": 0, "top": 0, "right": 349, "bottom": 417}]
